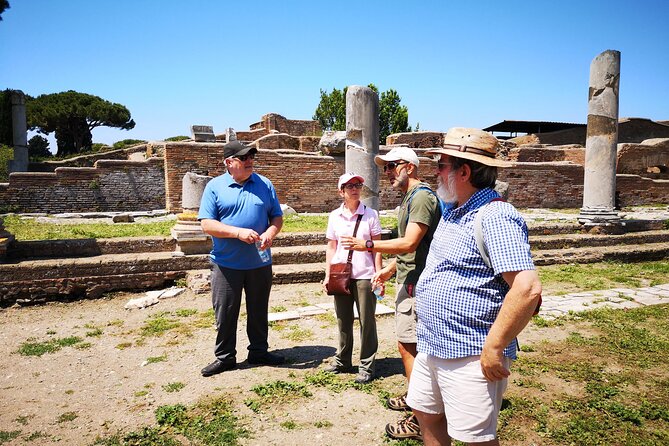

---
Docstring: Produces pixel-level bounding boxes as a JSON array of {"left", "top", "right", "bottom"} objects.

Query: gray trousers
[
  {"left": 333, "top": 278, "right": 378, "bottom": 374},
  {"left": 211, "top": 263, "right": 273, "bottom": 361}
]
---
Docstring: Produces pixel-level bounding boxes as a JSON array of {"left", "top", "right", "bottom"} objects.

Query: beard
[{"left": 436, "top": 171, "right": 458, "bottom": 205}]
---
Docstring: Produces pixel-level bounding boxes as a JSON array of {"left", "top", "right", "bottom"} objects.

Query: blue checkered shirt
[{"left": 415, "top": 188, "right": 535, "bottom": 360}]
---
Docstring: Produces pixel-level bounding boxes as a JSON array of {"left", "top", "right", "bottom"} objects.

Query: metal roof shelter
[{"left": 484, "top": 120, "right": 586, "bottom": 139}]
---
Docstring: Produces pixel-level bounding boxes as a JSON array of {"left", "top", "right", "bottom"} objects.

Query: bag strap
[
  {"left": 474, "top": 197, "right": 505, "bottom": 269},
  {"left": 346, "top": 207, "right": 364, "bottom": 264}
]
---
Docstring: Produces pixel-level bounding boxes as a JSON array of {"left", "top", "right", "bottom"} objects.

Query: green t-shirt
[{"left": 396, "top": 182, "right": 441, "bottom": 285}]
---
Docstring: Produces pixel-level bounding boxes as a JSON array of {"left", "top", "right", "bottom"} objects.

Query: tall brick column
[
  {"left": 579, "top": 50, "right": 621, "bottom": 224},
  {"left": 345, "top": 85, "right": 379, "bottom": 210}
]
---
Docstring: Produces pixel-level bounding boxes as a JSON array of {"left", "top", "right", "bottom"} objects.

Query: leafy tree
[
  {"left": 27, "top": 90, "right": 135, "bottom": 156},
  {"left": 0, "top": 1, "right": 9, "bottom": 21},
  {"left": 313, "top": 87, "right": 347, "bottom": 132},
  {"left": 313, "top": 84, "right": 411, "bottom": 144},
  {"left": 27, "top": 135, "right": 51, "bottom": 159}
]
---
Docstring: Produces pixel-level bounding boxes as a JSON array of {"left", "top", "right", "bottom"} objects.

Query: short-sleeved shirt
[
  {"left": 415, "top": 188, "right": 535, "bottom": 360},
  {"left": 326, "top": 203, "right": 382, "bottom": 280},
  {"left": 396, "top": 182, "right": 441, "bottom": 285},
  {"left": 198, "top": 172, "right": 283, "bottom": 270}
]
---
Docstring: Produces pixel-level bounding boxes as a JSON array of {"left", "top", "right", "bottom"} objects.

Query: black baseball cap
[{"left": 224, "top": 141, "right": 257, "bottom": 159}]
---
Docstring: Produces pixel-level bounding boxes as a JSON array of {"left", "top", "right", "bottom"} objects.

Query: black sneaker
[
  {"left": 201, "top": 359, "right": 236, "bottom": 377},
  {"left": 247, "top": 351, "right": 285, "bottom": 365}
]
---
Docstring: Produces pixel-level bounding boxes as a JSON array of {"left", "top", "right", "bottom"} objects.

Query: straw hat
[{"left": 426, "top": 127, "right": 512, "bottom": 167}]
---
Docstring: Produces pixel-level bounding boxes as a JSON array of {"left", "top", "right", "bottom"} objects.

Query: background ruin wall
[{"left": 1, "top": 141, "right": 668, "bottom": 214}]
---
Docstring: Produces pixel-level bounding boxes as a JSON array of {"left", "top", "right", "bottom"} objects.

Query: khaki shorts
[
  {"left": 395, "top": 284, "right": 416, "bottom": 344},
  {"left": 406, "top": 352, "right": 510, "bottom": 443}
]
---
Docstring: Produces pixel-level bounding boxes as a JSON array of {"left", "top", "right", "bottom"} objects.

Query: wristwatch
[{"left": 365, "top": 239, "right": 374, "bottom": 252}]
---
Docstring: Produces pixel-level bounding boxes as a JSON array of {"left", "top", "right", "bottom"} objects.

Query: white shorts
[{"left": 406, "top": 352, "right": 510, "bottom": 443}]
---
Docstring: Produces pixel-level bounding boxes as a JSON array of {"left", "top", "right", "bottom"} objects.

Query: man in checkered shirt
[{"left": 406, "top": 128, "right": 542, "bottom": 446}]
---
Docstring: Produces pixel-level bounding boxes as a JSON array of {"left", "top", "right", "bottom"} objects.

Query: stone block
[{"left": 191, "top": 125, "right": 216, "bottom": 142}]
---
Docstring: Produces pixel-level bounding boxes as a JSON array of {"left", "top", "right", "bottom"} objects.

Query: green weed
[
  {"left": 175, "top": 308, "right": 197, "bottom": 317},
  {"left": 146, "top": 354, "right": 167, "bottom": 364},
  {"left": 57, "top": 412, "right": 78, "bottom": 423},
  {"left": 141, "top": 313, "right": 180, "bottom": 337},
  {"left": 162, "top": 382, "right": 185, "bottom": 393},
  {"left": 17, "top": 336, "right": 83, "bottom": 356},
  {"left": 0, "top": 431, "right": 21, "bottom": 443}
]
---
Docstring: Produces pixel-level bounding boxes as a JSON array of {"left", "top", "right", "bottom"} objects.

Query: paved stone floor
[
  {"left": 540, "top": 283, "right": 669, "bottom": 319},
  {"left": 263, "top": 284, "right": 669, "bottom": 323}
]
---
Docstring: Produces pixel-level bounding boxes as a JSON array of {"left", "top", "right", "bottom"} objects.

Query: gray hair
[{"left": 450, "top": 157, "right": 497, "bottom": 189}]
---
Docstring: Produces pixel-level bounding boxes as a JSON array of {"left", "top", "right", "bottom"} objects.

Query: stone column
[
  {"left": 579, "top": 50, "right": 621, "bottom": 224},
  {"left": 171, "top": 172, "right": 213, "bottom": 255},
  {"left": 8, "top": 90, "right": 28, "bottom": 173},
  {"left": 345, "top": 86, "right": 380, "bottom": 210}
]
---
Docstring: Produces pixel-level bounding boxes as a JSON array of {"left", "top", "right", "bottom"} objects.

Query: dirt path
[{"left": 1, "top": 284, "right": 417, "bottom": 445}]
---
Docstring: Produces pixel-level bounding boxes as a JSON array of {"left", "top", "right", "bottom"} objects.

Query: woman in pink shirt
[{"left": 323, "top": 173, "right": 383, "bottom": 384}]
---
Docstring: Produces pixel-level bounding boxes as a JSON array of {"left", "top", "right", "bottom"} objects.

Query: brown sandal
[
  {"left": 387, "top": 392, "right": 410, "bottom": 411},
  {"left": 385, "top": 413, "right": 421, "bottom": 440}
]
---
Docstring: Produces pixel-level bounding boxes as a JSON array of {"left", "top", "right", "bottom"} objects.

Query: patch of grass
[
  {"left": 162, "top": 382, "right": 185, "bottom": 393},
  {"left": 280, "top": 420, "right": 298, "bottom": 430},
  {"left": 57, "top": 411, "right": 78, "bottom": 423},
  {"left": 0, "top": 430, "right": 21, "bottom": 444},
  {"left": 278, "top": 324, "right": 314, "bottom": 341},
  {"left": 3, "top": 214, "right": 175, "bottom": 241},
  {"left": 64, "top": 389, "right": 74, "bottom": 395},
  {"left": 14, "top": 415, "right": 31, "bottom": 426},
  {"left": 193, "top": 309, "right": 215, "bottom": 328},
  {"left": 17, "top": 336, "right": 83, "bottom": 356},
  {"left": 270, "top": 305, "right": 287, "bottom": 313},
  {"left": 107, "top": 319, "right": 124, "bottom": 327},
  {"left": 499, "top": 304, "right": 669, "bottom": 443},
  {"left": 538, "top": 260, "right": 669, "bottom": 295},
  {"left": 304, "top": 370, "right": 355, "bottom": 393},
  {"left": 86, "top": 327, "right": 103, "bottom": 337},
  {"left": 116, "top": 342, "right": 132, "bottom": 350},
  {"left": 175, "top": 308, "right": 197, "bottom": 317},
  {"left": 244, "top": 380, "right": 312, "bottom": 413},
  {"left": 75, "top": 341, "right": 93, "bottom": 350},
  {"left": 134, "top": 390, "right": 149, "bottom": 397},
  {"left": 146, "top": 354, "right": 167, "bottom": 364},
  {"left": 314, "top": 420, "right": 333, "bottom": 428},
  {"left": 141, "top": 313, "right": 181, "bottom": 337},
  {"left": 22, "top": 431, "right": 48, "bottom": 442}
]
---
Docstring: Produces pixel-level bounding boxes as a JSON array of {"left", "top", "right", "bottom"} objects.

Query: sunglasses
[
  {"left": 383, "top": 161, "right": 408, "bottom": 172},
  {"left": 233, "top": 153, "right": 256, "bottom": 161},
  {"left": 343, "top": 183, "right": 364, "bottom": 190}
]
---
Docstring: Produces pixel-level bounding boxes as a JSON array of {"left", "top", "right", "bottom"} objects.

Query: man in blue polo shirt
[
  {"left": 407, "top": 128, "right": 542, "bottom": 445},
  {"left": 198, "top": 140, "right": 284, "bottom": 377}
]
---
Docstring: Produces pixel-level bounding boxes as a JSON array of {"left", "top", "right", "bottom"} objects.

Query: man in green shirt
[{"left": 341, "top": 146, "right": 441, "bottom": 440}]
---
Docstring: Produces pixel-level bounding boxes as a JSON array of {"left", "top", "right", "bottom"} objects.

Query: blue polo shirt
[
  {"left": 198, "top": 172, "right": 283, "bottom": 270},
  {"left": 415, "top": 188, "right": 535, "bottom": 360}
]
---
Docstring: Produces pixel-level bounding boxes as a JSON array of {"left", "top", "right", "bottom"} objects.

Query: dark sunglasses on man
[
  {"left": 234, "top": 153, "right": 256, "bottom": 162},
  {"left": 383, "top": 161, "right": 408, "bottom": 172},
  {"left": 343, "top": 183, "right": 364, "bottom": 190}
]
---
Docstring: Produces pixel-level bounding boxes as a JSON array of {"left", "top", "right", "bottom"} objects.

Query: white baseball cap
[
  {"left": 337, "top": 173, "right": 365, "bottom": 189},
  {"left": 374, "top": 147, "right": 420, "bottom": 167}
]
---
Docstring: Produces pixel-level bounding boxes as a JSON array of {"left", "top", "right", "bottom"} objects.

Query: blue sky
[{"left": 1, "top": 0, "right": 668, "bottom": 148}]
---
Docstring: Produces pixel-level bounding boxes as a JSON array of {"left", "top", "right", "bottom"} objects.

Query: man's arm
[
  {"left": 341, "top": 221, "right": 429, "bottom": 254},
  {"left": 480, "top": 269, "right": 542, "bottom": 381},
  {"left": 260, "top": 215, "right": 283, "bottom": 249},
  {"left": 201, "top": 219, "right": 259, "bottom": 244}
]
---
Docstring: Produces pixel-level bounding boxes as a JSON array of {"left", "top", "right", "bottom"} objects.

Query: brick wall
[
  {"left": 0, "top": 158, "right": 165, "bottom": 213},
  {"left": 617, "top": 140, "right": 669, "bottom": 175},
  {"left": 508, "top": 146, "right": 586, "bottom": 164}
]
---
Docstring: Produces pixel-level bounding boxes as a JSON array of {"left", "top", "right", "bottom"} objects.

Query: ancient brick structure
[
  {"left": 0, "top": 158, "right": 165, "bottom": 213},
  {"left": 233, "top": 113, "right": 321, "bottom": 141}
]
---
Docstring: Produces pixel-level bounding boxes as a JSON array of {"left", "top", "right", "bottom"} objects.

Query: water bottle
[
  {"left": 256, "top": 241, "right": 270, "bottom": 263},
  {"left": 373, "top": 286, "right": 384, "bottom": 300}
]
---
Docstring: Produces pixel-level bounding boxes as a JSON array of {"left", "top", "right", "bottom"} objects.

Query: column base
[{"left": 578, "top": 207, "right": 621, "bottom": 225}]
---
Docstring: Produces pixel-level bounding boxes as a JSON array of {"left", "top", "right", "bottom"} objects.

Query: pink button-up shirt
[{"left": 326, "top": 202, "right": 382, "bottom": 279}]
